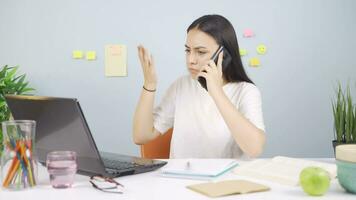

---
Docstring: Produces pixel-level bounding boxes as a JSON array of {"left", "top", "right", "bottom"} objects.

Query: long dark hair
[{"left": 187, "top": 15, "right": 254, "bottom": 84}]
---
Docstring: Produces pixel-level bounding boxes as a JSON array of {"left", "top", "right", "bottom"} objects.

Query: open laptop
[{"left": 5, "top": 95, "right": 167, "bottom": 177}]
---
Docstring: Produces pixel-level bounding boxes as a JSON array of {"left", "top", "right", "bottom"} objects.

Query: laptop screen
[{"left": 5, "top": 95, "right": 106, "bottom": 176}]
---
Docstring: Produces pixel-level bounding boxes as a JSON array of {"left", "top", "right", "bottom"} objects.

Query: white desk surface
[{"left": 0, "top": 158, "right": 355, "bottom": 200}]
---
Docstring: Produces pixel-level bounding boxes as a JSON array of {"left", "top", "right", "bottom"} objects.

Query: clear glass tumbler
[
  {"left": 46, "top": 151, "right": 77, "bottom": 188},
  {"left": 1, "top": 120, "right": 37, "bottom": 190}
]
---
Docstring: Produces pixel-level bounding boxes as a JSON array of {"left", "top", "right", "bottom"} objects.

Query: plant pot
[
  {"left": 333, "top": 140, "right": 356, "bottom": 156},
  {"left": 333, "top": 140, "right": 341, "bottom": 154}
]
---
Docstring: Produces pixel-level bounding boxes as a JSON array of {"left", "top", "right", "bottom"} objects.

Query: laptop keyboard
[{"left": 102, "top": 157, "right": 139, "bottom": 170}]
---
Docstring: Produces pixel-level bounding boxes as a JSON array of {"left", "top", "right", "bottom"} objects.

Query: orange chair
[{"left": 140, "top": 128, "right": 173, "bottom": 159}]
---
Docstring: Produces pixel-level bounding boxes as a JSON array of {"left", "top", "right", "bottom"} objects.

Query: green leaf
[
  {"left": 18, "top": 82, "right": 29, "bottom": 93},
  {"left": 353, "top": 106, "right": 356, "bottom": 142},
  {"left": 0, "top": 66, "right": 9, "bottom": 79},
  {"left": 20, "top": 87, "right": 35, "bottom": 94},
  {"left": 345, "top": 85, "right": 353, "bottom": 143},
  {"left": 14, "top": 75, "right": 26, "bottom": 91},
  {"left": 333, "top": 83, "right": 346, "bottom": 142},
  {"left": 4, "top": 67, "right": 18, "bottom": 81}
]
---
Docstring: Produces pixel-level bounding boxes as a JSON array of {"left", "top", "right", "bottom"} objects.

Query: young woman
[{"left": 133, "top": 14, "right": 266, "bottom": 158}]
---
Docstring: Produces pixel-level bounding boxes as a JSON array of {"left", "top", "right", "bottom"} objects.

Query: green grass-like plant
[
  {"left": 332, "top": 83, "right": 355, "bottom": 143},
  {"left": 345, "top": 86, "right": 354, "bottom": 142},
  {"left": 332, "top": 83, "right": 345, "bottom": 142},
  {"left": 354, "top": 106, "right": 356, "bottom": 142}
]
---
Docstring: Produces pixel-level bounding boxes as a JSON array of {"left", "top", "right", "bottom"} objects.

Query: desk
[{"left": 0, "top": 159, "right": 354, "bottom": 200}]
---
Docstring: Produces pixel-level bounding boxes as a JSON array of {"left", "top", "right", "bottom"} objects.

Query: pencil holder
[{"left": 1, "top": 120, "right": 37, "bottom": 190}]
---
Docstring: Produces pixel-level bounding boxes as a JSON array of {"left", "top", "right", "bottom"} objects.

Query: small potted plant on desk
[
  {"left": 0, "top": 65, "right": 35, "bottom": 154},
  {"left": 332, "top": 83, "right": 356, "bottom": 153}
]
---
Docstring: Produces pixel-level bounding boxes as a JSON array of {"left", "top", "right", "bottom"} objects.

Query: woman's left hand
[{"left": 197, "top": 52, "right": 224, "bottom": 96}]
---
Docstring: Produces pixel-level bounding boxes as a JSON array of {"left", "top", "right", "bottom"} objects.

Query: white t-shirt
[{"left": 153, "top": 75, "right": 265, "bottom": 158}]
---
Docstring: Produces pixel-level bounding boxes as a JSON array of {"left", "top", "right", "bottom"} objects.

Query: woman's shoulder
[
  {"left": 228, "top": 81, "right": 262, "bottom": 99},
  {"left": 169, "top": 75, "right": 196, "bottom": 89},
  {"left": 231, "top": 81, "right": 260, "bottom": 92},
  {"left": 175, "top": 75, "right": 194, "bottom": 83}
]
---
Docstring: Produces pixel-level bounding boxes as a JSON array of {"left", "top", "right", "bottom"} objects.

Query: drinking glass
[{"left": 46, "top": 151, "right": 77, "bottom": 188}]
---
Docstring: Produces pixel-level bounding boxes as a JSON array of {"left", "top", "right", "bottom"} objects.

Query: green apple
[{"left": 299, "top": 166, "right": 330, "bottom": 196}]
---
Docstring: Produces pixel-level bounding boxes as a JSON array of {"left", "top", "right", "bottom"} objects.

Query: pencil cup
[{"left": 1, "top": 120, "right": 37, "bottom": 190}]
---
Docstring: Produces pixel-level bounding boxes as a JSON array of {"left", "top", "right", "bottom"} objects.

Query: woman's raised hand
[{"left": 137, "top": 45, "right": 157, "bottom": 90}]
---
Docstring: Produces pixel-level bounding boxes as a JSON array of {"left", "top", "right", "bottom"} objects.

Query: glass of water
[{"left": 46, "top": 151, "right": 77, "bottom": 188}]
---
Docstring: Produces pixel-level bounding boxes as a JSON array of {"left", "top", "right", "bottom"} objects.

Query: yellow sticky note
[
  {"left": 72, "top": 50, "right": 83, "bottom": 59},
  {"left": 239, "top": 49, "right": 248, "bottom": 56},
  {"left": 86, "top": 51, "right": 96, "bottom": 60},
  {"left": 105, "top": 45, "right": 127, "bottom": 76},
  {"left": 249, "top": 57, "right": 260, "bottom": 67},
  {"left": 256, "top": 44, "right": 267, "bottom": 55}
]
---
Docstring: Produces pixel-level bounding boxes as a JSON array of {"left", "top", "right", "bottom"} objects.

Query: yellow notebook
[{"left": 187, "top": 180, "right": 270, "bottom": 197}]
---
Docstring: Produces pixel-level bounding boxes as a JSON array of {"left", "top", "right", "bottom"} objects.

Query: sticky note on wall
[
  {"left": 239, "top": 49, "right": 248, "bottom": 56},
  {"left": 86, "top": 51, "right": 96, "bottom": 60},
  {"left": 249, "top": 57, "right": 260, "bottom": 67},
  {"left": 72, "top": 50, "right": 83, "bottom": 59},
  {"left": 243, "top": 29, "right": 254, "bottom": 38},
  {"left": 256, "top": 44, "right": 267, "bottom": 55},
  {"left": 105, "top": 45, "right": 127, "bottom": 76}
]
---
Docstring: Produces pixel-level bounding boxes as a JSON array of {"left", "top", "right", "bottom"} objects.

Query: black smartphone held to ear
[{"left": 198, "top": 46, "right": 231, "bottom": 91}]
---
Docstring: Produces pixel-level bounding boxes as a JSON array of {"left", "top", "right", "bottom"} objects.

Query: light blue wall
[{"left": 1, "top": 0, "right": 355, "bottom": 157}]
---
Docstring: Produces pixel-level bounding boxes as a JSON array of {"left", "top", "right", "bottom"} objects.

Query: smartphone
[{"left": 198, "top": 46, "right": 226, "bottom": 91}]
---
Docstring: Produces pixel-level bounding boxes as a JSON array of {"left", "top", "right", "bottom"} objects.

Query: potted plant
[
  {"left": 0, "top": 65, "right": 35, "bottom": 153},
  {"left": 332, "top": 83, "right": 356, "bottom": 153}
]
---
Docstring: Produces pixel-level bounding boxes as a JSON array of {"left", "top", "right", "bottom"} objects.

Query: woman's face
[{"left": 185, "top": 28, "right": 220, "bottom": 79}]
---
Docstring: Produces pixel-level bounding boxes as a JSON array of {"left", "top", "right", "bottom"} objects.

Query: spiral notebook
[{"left": 161, "top": 159, "right": 239, "bottom": 180}]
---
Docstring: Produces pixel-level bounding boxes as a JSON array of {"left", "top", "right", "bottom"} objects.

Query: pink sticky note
[{"left": 243, "top": 29, "right": 254, "bottom": 38}]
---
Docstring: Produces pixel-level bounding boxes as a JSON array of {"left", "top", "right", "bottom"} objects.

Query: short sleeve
[
  {"left": 153, "top": 82, "right": 177, "bottom": 134},
  {"left": 238, "top": 84, "right": 265, "bottom": 132}
]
